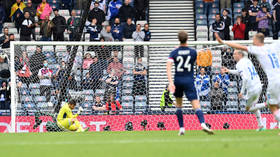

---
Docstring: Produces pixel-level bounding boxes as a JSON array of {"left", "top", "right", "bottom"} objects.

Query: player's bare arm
[
  {"left": 166, "top": 61, "right": 175, "bottom": 93},
  {"left": 215, "top": 33, "right": 248, "bottom": 52}
]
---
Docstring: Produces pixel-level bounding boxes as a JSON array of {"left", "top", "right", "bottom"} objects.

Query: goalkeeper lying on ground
[{"left": 56, "top": 99, "right": 89, "bottom": 132}]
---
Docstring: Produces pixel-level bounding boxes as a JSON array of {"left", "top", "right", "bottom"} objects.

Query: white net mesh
[{"left": 3, "top": 40, "right": 278, "bottom": 133}]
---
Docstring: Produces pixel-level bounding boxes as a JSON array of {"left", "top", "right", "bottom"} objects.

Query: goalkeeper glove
[{"left": 77, "top": 106, "right": 84, "bottom": 115}]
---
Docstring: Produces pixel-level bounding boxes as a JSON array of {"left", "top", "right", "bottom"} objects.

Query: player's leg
[
  {"left": 174, "top": 85, "right": 185, "bottom": 135},
  {"left": 266, "top": 84, "right": 280, "bottom": 131},
  {"left": 186, "top": 86, "right": 213, "bottom": 135}
]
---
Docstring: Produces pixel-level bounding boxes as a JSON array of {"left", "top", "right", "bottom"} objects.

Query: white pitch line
[{"left": 0, "top": 137, "right": 278, "bottom": 146}]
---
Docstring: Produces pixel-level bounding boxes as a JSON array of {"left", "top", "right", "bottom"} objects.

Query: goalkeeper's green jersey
[{"left": 57, "top": 103, "right": 78, "bottom": 121}]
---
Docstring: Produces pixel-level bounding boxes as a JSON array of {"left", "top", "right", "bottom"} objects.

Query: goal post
[{"left": 7, "top": 39, "right": 276, "bottom": 133}]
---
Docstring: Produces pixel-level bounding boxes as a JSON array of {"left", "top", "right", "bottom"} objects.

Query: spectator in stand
[
  {"left": 260, "top": 0, "right": 271, "bottom": 11},
  {"left": 36, "top": 0, "right": 52, "bottom": 20},
  {"left": 67, "top": 10, "right": 80, "bottom": 41},
  {"left": 256, "top": 5, "right": 271, "bottom": 36},
  {"left": 241, "top": 8, "right": 250, "bottom": 40},
  {"left": 107, "top": 56, "right": 124, "bottom": 79},
  {"left": 0, "top": 53, "right": 10, "bottom": 81},
  {"left": 19, "top": 11, "right": 35, "bottom": 41},
  {"left": 82, "top": 72, "right": 92, "bottom": 90},
  {"left": 0, "top": 3, "right": 6, "bottom": 34},
  {"left": 0, "top": 27, "right": 9, "bottom": 48},
  {"left": 48, "top": 0, "right": 60, "bottom": 10},
  {"left": 107, "top": 0, "right": 122, "bottom": 24},
  {"left": 30, "top": 46, "right": 47, "bottom": 83},
  {"left": 249, "top": 0, "right": 261, "bottom": 31},
  {"left": 273, "top": 0, "right": 279, "bottom": 5},
  {"left": 111, "top": 18, "right": 123, "bottom": 41},
  {"left": 92, "top": 96, "right": 106, "bottom": 112},
  {"left": 143, "top": 23, "right": 151, "bottom": 41},
  {"left": 17, "top": 51, "right": 32, "bottom": 84},
  {"left": 83, "top": 53, "right": 94, "bottom": 69},
  {"left": 132, "top": 24, "right": 145, "bottom": 58},
  {"left": 232, "top": 16, "right": 246, "bottom": 40},
  {"left": 210, "top": 81, "right": 224, "bottom": 111},
  {"left": 33, "top": 0, "right": 42, "bottom": 9},
  {"left": 106, "top": 93, "right": 122, "bottom": 115},
  {"left": 133, "top": 57, "right": 147, "bottom": 96},
  {"left": 195, "top": 68, "right": 211, "bottom": 101},
  {"left": 119, "top": 0, "right": 135, "bottom": 24},
  {"left": 203, "top": 0, "right": 213, "bottom": 16},
  {"left": 213, "top": 68, "right": 230, "bottom": 106},
  {"left": 211, "top": 14, "right": 225, "bottom": 40},
  {"left": 38, "top": 60, "right": 53, "bottom": 104},
  {"left": 1, "top": 34, "right": 15, "bottom": 49},
  {"left": 134, "top": 0, "right": 148, "bottom": 22},
  {"left": 100, "top": 25, "right": 114, "bottom": 41},
  {"left": 96, "top": 37, "right": 111, "bottom": 60},
  {"left": 24, "top": 0, "right": 37, "bottom": 40},
  {"left": 220, "top": 0, "right": 231, "bottom": 9},
  {"left": 104, "top": 70, "right": 119, "bottom": 101},
  {"left": 0, "top": 81, "right": 10, "bottom": 110},
  {"left": 88, "top": 1, "right": 106, "bottom": 26},
  {"left": 90, "top": 0, "right": 107, "bottom": 13},
  {"left": 52, "top": 8, "right": 67, "bottom": 41},
  {"left": 221, "top": 9, "right": 231, "bottom": 40},
  {"left": 273, "top": 0, "right": 280, "bottom": 39},
  {"left": 87, "top": 18, "right": 102, "bottom": 41},
  {"left": 37, "top": 15, "right": 54, "bottom": 41},
  {"left": 10, "top": 0, "right": 26, "bottom": 33},
  {"left": 123, "top": 18, "right": 136, "bottom": 39},
  {"left": 89, "top": 56, "right": 103, "bottom": 91},
  {"left": 197, "top": 49, "right": 212, "bottom": 76}
]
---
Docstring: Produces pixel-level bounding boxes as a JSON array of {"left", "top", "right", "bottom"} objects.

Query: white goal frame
[{"left": 9, "top": 40, "right": 275, "bottom": 133}]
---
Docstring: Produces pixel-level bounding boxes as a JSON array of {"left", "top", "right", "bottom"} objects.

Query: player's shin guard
[
  {"left": 175, "top": 108, "right": 184, "bottom": 128},
  {"left": 254, "top": 110, "right": 263, "bottom": 128},
  {"left": 195, "top": 109, "right": 205, "bottom": 124}
]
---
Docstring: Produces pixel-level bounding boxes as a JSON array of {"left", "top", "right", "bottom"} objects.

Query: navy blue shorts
[{"left": 174, "top": 78, "right": 198, "bottom": 101}]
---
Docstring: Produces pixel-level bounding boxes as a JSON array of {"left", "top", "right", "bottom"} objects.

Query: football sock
[
  {"left": 195, "top": 109, "right": 205, "bottom": 124},
  {"left": 254, "top": 110, "right": 263, "bottom": 127},
  {"left": 176, "top": 108, "right": 184, "bottom": 128},
  {"left": 274, "top": 110, "right": 280, "bottom": 122},
  {"left": 249, "top": 103, "right": 266, "bottom": 112}
]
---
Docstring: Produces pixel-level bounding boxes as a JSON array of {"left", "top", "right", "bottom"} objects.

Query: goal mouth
[{"left": 5, "top": 40, "right": 276, "bottom": 133}]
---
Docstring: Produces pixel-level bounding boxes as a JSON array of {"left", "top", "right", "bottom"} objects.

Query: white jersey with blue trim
[{"left": 247, "top": 42, "right": 280, "bottom": 82}]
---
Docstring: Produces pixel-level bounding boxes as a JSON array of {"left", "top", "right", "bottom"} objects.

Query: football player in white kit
[
  {"left": 215, "top": 33, "right": 280, "bottom": 134},
  {"left": 223, "top": 50, "right": 267, "bottom": 131}
]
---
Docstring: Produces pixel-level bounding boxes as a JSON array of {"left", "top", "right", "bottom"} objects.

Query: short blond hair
[{"left": 254, "top": 33, "right": 265, "bottom": 44}]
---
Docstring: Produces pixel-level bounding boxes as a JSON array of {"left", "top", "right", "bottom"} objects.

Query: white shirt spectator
[
  {"left": 38, "top": 67, "right": 53, "bottom": 86},
  {"left": 132, "top": 30, "right": 145, "bottom": 41}
]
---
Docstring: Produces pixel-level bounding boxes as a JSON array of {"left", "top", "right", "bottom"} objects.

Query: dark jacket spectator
[
  {"left": 232, "top": 16, "right": 246, "bottom": 40},
  {"left": 260, "top": 0, "right": 271, "bottom": 11},
  {"left": 19, "top": 11, "right": 35, "bottom": 41},
  {"left": 37, "top": 15, "right": 54, "bottom": 41},
  {"left": 143, "top": 24, "right": 151, "bottom": 41},
  {"left": 248, "top": 0, "right": 261, "bottom": 31},
  {"left": 87, "top": 18, "right": 102, "bottom": 41},
  {"left": 104, "top": 71, "right": 119, "bottom": 102},
  {"left": 52, "top": 9, "right": 67, "bottom": 41},
  {"left": 273, "top": 0, "right": 280, "bottom": 39},
  {"left": 96, "top": 37, "right": 111, "bottom": 60},
  {"left": 111, "top": 18, "right": 123, "bottom": 41},
  {"left": 221, "top": 9, "right": 231, "bottom": 40},
  {"left": 48, "top": 0, "right": 60, "bottom": 10},
  {"left": 133, "top": 57, "right": 147, "bottom": 96},
  {"left": 241, "top": 9, "right": 250, "bottom": 40},
  {"left": 60, "top": 0, "right": 74, "bottom": 13},
  {"left": 0, "top": 54, "right": 10, "bottom": 79},
  {"left": 2, "top": 34, "right": 15, "bottom": 49},
  {"left": 88, "top": 1, "right": 105, "bottom": 26},
  {"left": 123, "top": 18, "right": 136, "bottom": 39},
  {"left": 119, "top": 0, "right": 135, "bottom": 23},
  {"left": 67, "top": 10, "right": 80, "bottom": 41},
  {"left": 134, "top": 0, "right": 148, "bottom": 21},
  {"left": 23, "top": 0, "right": 37, "bottom": 19},
  {"left": 0, "top": 28, "right": 9, "bottom": 48},
  {"left": 0, "top": 3, "right": 6, "bottom": 34},
  {"left": 211, "top": 14, "right": 225, "bottom": 40},
  {"left": 89, "top": 56, "right": 103, "bottom": 91},
  {"left": 92, "top": 96, "right": 106, "bottom": 112},
  {"left": 30, "top": 46, "right": 47, "bottom": 83},
  {"left": 210, "top": 81, "right": 224, "bottom": 111}
]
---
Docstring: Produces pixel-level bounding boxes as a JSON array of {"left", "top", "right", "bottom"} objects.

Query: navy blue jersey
[{"left": 168, "top": 46, "right": 197, "bottom": 79}]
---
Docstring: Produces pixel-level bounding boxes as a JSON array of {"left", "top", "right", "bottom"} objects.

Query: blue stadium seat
[
  {"left": 233, "top": 8, "right": 242, "bottom": 14},
  {"left": 81, "top": 102, "right": 93, "bottom": 108},
  {"left": 95, "top": 89, "right": 105, "bottom": 96},
  {"left": 200, "top": 101, "right": 211, "bottom": 107},
  {"left": 122, "top": 89, "right": 133, "bottom": 95},
  {"left": 210, "top": 8, "right": 219, "bottom": 14},
  {"left": 30, "top": 89, "right": 40, "bottom": 95},
  {"left": 228, "top": 94, "right": 238, "bottom": 101},
  {"left": 195, "top": 1, "right": 203, "bottom": 8},
  {"left": 84, "top": 95, "right": 94, "bottom": 102},
  {"left": 135, "top": 101, "right": 146, "bottom": 107},
  {"left": 37, "top": 102, "right": 48, "bottom": 108},
  {"left": 122, "top": 82, "right": 133, "bottom": 89},
  {"left": 34, "top": 96, "right": 47, "bottom": 102},
  {"left": 208, "top": 14, "right": 216, "bottom": 21},
  {"left": 21, "top": 96, "right": 33, "bottom": 102},
  {"left": 122, "top": 75, "right": 134, "bottom": 82},
  {"left": 23, "top": 102, "right": 36, "bottom": 108},
  {"left": 212, "top": 2, "right": 219, "bottom": 8},
  {"left": 135, "top": 95, "right": 147, "bottom": 102},
  {"left": 196, "top": 20, "right": 207, "bottom": 26},
  {"left": 83, "top": 89, "right": 94, "bottom": 95},
  {"left": 29, "top": 83, "right": 40, "bottom": 89},
  {"left": 196, "top": 8, "right": 204, "bottom": 14},
  {"left": 20, "top": 83, "right": 28, "bottom": 89},
  {"left": 226, "top": 101, "right": 238, "bottom": 107},
  {"left": 122, "top": 96, "right": 133, "bottom": 102},
  {"left": 123, "top": 63, "right": 134, "bottom": 70},
  {"left": 20, "top": 88, "right": 30, "bottom": 95},
  {"left": 228, "top": 87, "right": 238, "bottom": 93},
  {"left": 233, "top": 3, "right": 244, "bottom": 8},
  {"left": 122, "top": 102, "right": 133, "bottom": 111},
  {"left": 196, "top": 14, "right": 207, "bottom": 20}
]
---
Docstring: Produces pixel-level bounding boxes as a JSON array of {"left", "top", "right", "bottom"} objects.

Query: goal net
[{"left": 2, "top": 40, "right": 278, "bottom": 133}]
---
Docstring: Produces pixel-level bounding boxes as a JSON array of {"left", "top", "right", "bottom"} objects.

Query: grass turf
[{"left": 0, "top": 130, "right": 279, "bottom": 157}]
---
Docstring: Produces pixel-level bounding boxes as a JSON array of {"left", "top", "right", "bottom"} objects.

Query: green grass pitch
[{"left": 0, "top": 130, "right": 280, "bottom": 157}]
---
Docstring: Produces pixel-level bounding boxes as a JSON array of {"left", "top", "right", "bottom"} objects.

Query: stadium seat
[
  {"left": 196, "top": 14, "right": 207, "bottom": 20},
  {"left": 233, "top": 8, "right": 242, "bottom": 14},
  {"left": 21, "top": 96, "right": 33, "bottom": 102},
  {"left": 20, "top": 83, "right": 28, "bottom": 89},
  {"left": 122, "top": 75, "right": 134, "bottom": 82},
  {"left": 23, "top": 102, "right": 36, "bottom": 108},
  {"left": 210, "top": 8, "right": 219, "bottom": 14},
  {"left": 60, "top": 10, "right": 70, "bottom": 16},
  {"left": 30, "top": 89, "right": 40, "bottom": 95},
  {"left": 208, "top": 14, "right": 216, "bottom": 21},
  {"left": 122, "top": 82, "right": 133, "bottom": 89},
  {"left": 212, "top": 2, "right": 219, "bottom": 8},
  {"left": 195, "top": 1, "right": 203, "bottom": 8},
  {"left": 135, "top": 95, "right": 147, "bottom": 102},
  {"left": 34, "top": 96, "right": 47, "bottom": 102},
  {"left": 122, "top": 89, "right": 133, "bottom": 95},
  {"left": 124, "top": 69, "right": 133, "bottom": 75},
  {"left": 83, "top": 90, "right": 94, "bottom": 95},
  {"left": 123, "top": 63, "right": 134, "bottom": 70},
  {"left": 20, "top": 88, "right": 30, "bottom": 95},
  {"left": 228, "top": 94, "right": 238, "bottom": 101},
  {"left": 84, "top": 95, "right": 94, "bottom": 102},
  {"left": 196, "top": 8, "right": 203, "bottom": 14},
  {"left": 37, "top": 102, "right": 48, "bottom": 108},
  {"left": 228, "top": 87, "right": 238, "bottom": 93},
  {"left": 122, "top": 96, "right": 133, "bottom": 102},
  {"left": 233, "top": 3, "right": 244, "bottom": 8},
  {"left": 29, "top": 83, "right": 40, "bottom": 89},
  {"left": 229, "top": 81, "right": 238, "bottom": 87},
  {"left": 135, "top": 101, "right": 146, "bottom": 107},
  {"left": 95, "top": 89, "right": 105, "bottom": 96},
  {"left": 81, "top": 102, "right": 93, "bottom": 108},
  {"left": 196, "top": 20, "right": 207, "bottom": 26}
]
